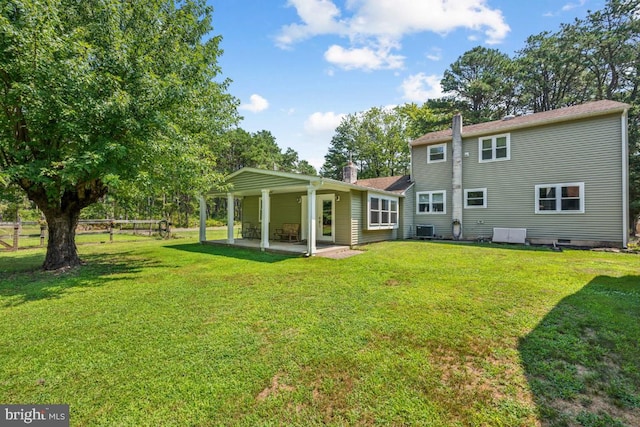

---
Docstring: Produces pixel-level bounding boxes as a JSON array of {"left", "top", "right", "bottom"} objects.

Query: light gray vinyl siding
[
  {"left": 334, "top": 191, "right": 352, "bottom": 245},
  {"left": 460, "top": 114, "right": 623, "bottom": 243},
  {"left": 411, "top": 113, "right": 625, "bottom": 244},
  {"left": 412, "top": 143, "right": 454, "bottom": 238},
  {"left": 229, "top": 171, "right": 310, "bottom": 192},
  {"left": 350, "top": 190, "right": 361, "bottom": 245},
  {"left": 399, "top": 186, "right": 415, "bottom": 239}
]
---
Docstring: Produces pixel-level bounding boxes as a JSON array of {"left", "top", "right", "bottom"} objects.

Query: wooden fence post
[
  {"left": 109, "top": 220, "right": 114, "bottom": 243},
  {"left": 40, "top": 224, "right": 46, "bottom": 247},
  {"left": 13, "top": 222, "right": 19, "bottom": 251}
]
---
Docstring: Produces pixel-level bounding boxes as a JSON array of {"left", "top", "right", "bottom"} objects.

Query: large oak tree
[{"left": 0, "top": 0, "right": 238, "bottom": 269}]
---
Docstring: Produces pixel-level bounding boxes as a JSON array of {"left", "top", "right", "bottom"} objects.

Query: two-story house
[{"left": 409, "top": 99, "right": 630, "bottom": 247}]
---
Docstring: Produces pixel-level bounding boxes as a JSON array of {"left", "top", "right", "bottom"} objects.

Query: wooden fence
[{"left": 0, "top": 219, "right": 170, "bottom": 251}]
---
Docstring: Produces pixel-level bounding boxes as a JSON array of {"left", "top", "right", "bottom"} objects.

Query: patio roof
[{"left": 208, "top": 167, "right": 408, "bottom": 197}]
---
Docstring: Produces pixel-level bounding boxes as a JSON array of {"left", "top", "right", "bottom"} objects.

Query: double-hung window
[
  {"left": 464, "top": 188, "right": 487, "bottom": 208},
  {"left": 428, "top": 143, "right": 447, "bottom": 163},
  {"left": 479, "top": 134, "right": 510, "bottom": 162},
  {"left": 535, "top": 182, "right": 585, "bottom": 213},
  {"left": 368, "top": 194, "right": 398, "bottom": 229},
  {"left": 417, "top": 191, "right": 446, "bottom": 214}
]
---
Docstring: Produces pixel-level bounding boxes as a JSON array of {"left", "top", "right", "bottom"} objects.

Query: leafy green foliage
[
  {"left": 321, "top": 106, "right": 410, "bottom": 180},
  {"left": 0, "top": 0, "right": 238, "bottom": 268},
  {"left": 218, "top": 128, "right": 316, "bottom": 176},
  {"left": 441, "top": 46, "right": 516, "bottom": 122}
]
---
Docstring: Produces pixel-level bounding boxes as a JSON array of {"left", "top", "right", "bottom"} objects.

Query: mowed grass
[{"left": 0, "top": 236, "right": 638, "bottom": 426}]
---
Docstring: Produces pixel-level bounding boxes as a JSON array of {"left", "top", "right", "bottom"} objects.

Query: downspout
[
  {"left": 408, "top": 140, "right": 414, "bottom": 182},
  {"left": 451, "top": 113, "right": 463, "bottom": 240},
  {"left": 621, "top": 109, "right": 629, "bottom": 248}
]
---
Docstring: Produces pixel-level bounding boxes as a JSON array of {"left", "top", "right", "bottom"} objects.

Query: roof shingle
[
  {"left": 411, "top": 100, "right": 630, "bottom": 147},
  {"left": 354, "top": 175, "right": 413, "bottom": 194}
]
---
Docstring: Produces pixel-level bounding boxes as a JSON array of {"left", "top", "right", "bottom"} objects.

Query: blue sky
[{"left": 210, "top": 0, "right": 602, "bottom": 170}]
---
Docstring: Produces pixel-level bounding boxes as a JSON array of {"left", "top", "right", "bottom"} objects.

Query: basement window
[
  {"left": 464, "top": 188, "right": 487, "bottom": 208},
  {"left": 535, "top": 182, "right": 585, "bottom": 214}
]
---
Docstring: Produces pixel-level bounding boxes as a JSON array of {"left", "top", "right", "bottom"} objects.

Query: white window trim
[
  {"left": 416, "top": 191, "right": 447, "bottom": 215},
  {"left": 427, "top": 143, "right": 447, "bottom": 164},
  {"left": 464, "top": 188, "right": 487, "bottom": 209},
  {"left": 367, "top": 193, "right": 399, "bottom": 230},
  {"left": 534, "top": 182, "right": 585, "bottom": 214},
  {"left": 478, "top": 133, "right": 511, "bottom": 163}
]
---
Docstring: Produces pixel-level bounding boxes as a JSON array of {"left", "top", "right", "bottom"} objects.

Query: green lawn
[{"left": 1, "top": 236, "right": 638, "bottom": 426}]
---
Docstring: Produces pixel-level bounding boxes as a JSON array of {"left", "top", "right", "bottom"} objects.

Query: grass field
[{"left": 0, "top": 235, "right": 638, "bottom": 426}]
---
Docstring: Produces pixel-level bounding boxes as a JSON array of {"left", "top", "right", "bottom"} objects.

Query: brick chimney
[{"left": 343, "top": 161, "right": 358, "bottom": 184}]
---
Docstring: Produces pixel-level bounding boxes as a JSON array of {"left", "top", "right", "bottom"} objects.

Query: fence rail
[{"left": 0, "top": 219, "right": 170, "bottom": 251}]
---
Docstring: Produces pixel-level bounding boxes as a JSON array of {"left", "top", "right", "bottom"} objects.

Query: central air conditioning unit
[{"left": 416, "top": 225, "right": 435, "bottom": 239}]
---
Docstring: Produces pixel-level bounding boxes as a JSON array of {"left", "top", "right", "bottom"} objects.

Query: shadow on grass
[
  {"left": 0, "top": 251, "right": 159, "bottom": 307},
  {"left": 519, "top": 275, "right": 640, "bottom": 426},
  {"left": 165, "top": 242, "right": 293, "bottom": 263}
]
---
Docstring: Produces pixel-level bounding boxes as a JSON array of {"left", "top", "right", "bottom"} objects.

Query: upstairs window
[
  {"left": 417, "top": 191, "right": 446, "bottom": 214},
  {"left": 428, "top": 143, "right": 447, "bottom": 163},
  {"left": 479, "top": 134, "right": 510, "bottom": 162},
  {"left": 535, "top": 183, "right": 585, "bottom": 213}
]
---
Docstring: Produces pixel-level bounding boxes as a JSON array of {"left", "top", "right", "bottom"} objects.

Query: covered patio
[
  {"left": 198, "top": 167, "right": 358, "bottom": 256},
  {"left": 201, "top": 237, "right": 351, "bottom": 257}
]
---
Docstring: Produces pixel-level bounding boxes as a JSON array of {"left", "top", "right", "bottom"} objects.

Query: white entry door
[
  {"left": 316, "top": 194, "right": 335, "bottom": 242},
  {"left": 300, "top": 194, "right": 335, "bottom": 242}
]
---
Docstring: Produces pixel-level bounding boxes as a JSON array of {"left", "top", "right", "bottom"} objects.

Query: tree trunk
[{"left": 43, "top": 209, "right": 82, "bottom": 270}]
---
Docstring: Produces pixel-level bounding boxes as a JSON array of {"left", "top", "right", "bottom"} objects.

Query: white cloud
[
  {"left": 324, "top": 43, "right": 404, "bottom": 71},
  {"left": 277, "top": 0, "right": 511, "bottom": 65},
  {"left": 400, "top": 73, "right": 444, "bottom": 102},
  {"left": 562, "top": 0, "right": 587, "bottom": 12},
  {"left": 304, "top": 111, "right": 346, "bottom": 133},
  {"left": 239, "top": 94, "right": 269, "bottom": 113},
  {"left": 275, "top": 0, "right": 347, "bottom": 48},
  {"left": 426, "top": 48, "right": 442, "bottom": 61}
]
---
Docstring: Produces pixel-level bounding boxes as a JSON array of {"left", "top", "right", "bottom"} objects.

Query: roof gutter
[
  {"left": 621, "top": 109, "right": 629, "bottom": 248},
  {"left": 411, "top": 105, "right": 630, "bottom": 147}
]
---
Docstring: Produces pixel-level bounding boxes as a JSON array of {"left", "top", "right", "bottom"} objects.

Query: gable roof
[
  {"left": 211, "top": 167, "right": 409, "bottom": 197},
  {"left": 411, "top": 100, "right": 630, "bottom": 147},
  {"left": 355, "top": 175, "right": 413, "bottom": 194}
]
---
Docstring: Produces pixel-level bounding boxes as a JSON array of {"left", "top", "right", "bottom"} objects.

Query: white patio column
[
  {"left": 307, "top": 186, "right": 317, "bottom": 256},
  {"left": 260, "top": 189, "right": 270, "bottom": 250},
  {"left": 199, "top": 196, "right": 207, "bottom": 243},
  {"left": 227, "top": 193, "right": 235, "bottom": 244}
]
